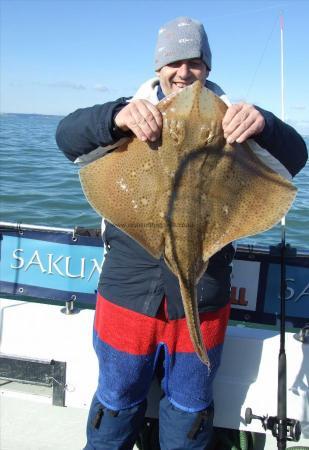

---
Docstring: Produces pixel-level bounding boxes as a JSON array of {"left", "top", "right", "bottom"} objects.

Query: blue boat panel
[
  {"left": 264, "top": 264, "right": 309, "bottom": 318},
  {"left": 0, "top": 230, "right": 103, "bottom": 307},
  {"left": 1, "top": 228, "right": 308, "bottom": 326}
]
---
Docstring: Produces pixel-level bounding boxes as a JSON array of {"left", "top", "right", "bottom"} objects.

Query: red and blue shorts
[{"left": 93, "top": 293, "right": 230, "bottom": 413}]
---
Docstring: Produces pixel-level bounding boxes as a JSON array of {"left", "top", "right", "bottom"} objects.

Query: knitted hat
[{"left": 154, "top": 17, "right": 212, "bottom": 71}]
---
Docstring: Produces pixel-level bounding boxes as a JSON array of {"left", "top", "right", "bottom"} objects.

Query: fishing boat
[
  {"left": 1, "top": 8, "right": 308, "bottom": 447},
  {"left": 0, "top": 221, "right": 308, "bottom": 450}
]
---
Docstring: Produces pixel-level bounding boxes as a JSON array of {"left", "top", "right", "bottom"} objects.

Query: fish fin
[
  {"left": 201, "top": 141, "right": 297, "bottom": 261},
  {"left": 79, "top": 139, "right": 166, "bottom": 258}
]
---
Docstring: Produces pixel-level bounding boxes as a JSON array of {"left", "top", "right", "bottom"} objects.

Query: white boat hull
[{"left": 1, "top": 298, "right": 308, "bottom": 448}]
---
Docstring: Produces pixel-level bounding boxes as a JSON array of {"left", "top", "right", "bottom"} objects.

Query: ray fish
[{"left": 79, "top": 82, "right": 297, "bottom": 367}]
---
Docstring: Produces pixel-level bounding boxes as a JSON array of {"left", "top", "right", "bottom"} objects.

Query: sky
[{"left": 1, "top": 0, "right": 308, "bottom": 134}]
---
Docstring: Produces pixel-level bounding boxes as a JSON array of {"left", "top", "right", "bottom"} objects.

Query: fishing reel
[{"left": 245, "top": 407, "right": 301, "bottom": 443}]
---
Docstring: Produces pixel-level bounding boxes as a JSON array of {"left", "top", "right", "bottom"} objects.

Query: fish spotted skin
[{"left": 80, "top": 82, "right": 297, "bottom": 365}]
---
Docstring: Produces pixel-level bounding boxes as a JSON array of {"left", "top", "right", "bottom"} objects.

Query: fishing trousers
[{"left": 83, "top": 294, "right": 230, "bottom": 449}]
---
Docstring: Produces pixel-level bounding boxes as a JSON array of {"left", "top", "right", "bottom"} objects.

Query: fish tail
[{"left": 178, "top": 278, "right": 211, "bottom": 369}]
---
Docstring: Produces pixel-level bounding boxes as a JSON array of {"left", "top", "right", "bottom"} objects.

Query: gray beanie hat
[{"left": 155, "top": 17, "right": 212, "bottom": 71}]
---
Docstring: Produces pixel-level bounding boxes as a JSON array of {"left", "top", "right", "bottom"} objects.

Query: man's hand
[
  {"left": 222, "top": 103, "right": 265, "bottom": 144},
  {"left": 114, "top": 99, "right": 163, "bottom": 142}
]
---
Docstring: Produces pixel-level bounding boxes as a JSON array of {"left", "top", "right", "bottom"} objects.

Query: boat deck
[
  {"left": 0, "top": 382, "right": 140, "bottom": 450},
  {"left": 1, "top": 390, "right": 88, "bottom": 449},
  {"left": 0, "top": 387, "right": 293, "bottom": 450}
]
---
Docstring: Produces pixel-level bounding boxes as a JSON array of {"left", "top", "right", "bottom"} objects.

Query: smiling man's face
[{"left": 157, "top": 58, "right": 209, "bottom": 96}]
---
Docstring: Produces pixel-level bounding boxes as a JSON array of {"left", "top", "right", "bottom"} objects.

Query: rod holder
[{"left": 245, "top": 407, "right": 301, "bottom": 443}]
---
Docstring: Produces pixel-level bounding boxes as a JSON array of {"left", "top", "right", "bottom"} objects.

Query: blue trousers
[{"left": 83, "top": 394, "right": 214, "bottom": 450}]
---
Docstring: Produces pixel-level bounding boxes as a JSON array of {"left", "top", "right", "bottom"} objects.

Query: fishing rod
[
  {"left": 245, "top": 13, "right": 308, "bottom": 450},
  {"left": 244, "top": 222, "right": 304, "bottom": 450}
]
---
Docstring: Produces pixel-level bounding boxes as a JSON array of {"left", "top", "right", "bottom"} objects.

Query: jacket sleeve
[
  {"left": 253, "top": 106, "right": 308, "bottom": 177},
  {"left": 55, "top": 97, "right": 131, "bottom": 161}
]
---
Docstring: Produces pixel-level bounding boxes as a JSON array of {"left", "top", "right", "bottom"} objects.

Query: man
[{"left": 56, "top": 17, "right": 307, "bottom": 450}]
